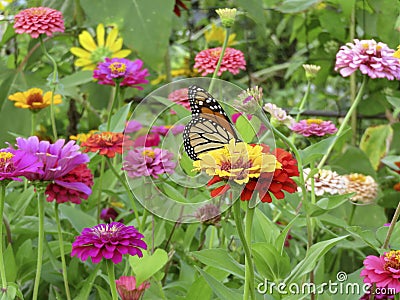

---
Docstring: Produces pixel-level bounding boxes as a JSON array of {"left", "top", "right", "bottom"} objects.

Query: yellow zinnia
[
  {"left": 204, "top": 23, "right": 236, "bottom": 46},
  {"left": 8, "top": 88, "right": 62, "bottom": 110},
  {"left": 70, "top": 23, "right": 131, "bottom": 70},
  {"left": 193, "top": 139, "right": 281, "bottom": 185},
  {"left": 0, "top": 0, "right": 12, "bottom": 11},
  {"left": 70, "top": 130, "right": 98, "bottom": 143}
]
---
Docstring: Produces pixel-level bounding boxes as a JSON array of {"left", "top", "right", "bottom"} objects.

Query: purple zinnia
[
  {"left": 9, "top": 136, "right": 90, "bottom": 191},
  {"left": 71, "top": 222, "right": 147, "bottom": 264},
  {"left": 100, "top": 207, "right": 120, "bottom": 223},
  {"left": 0, "top": 149, "right": 43, "bottom": 182},
  {"left": 151, "top": 125, "right": 185, "bottom": 136},
  {"left": 335, "top": 39, "right": 400, "bottom": 80},
  {"left": 93, "top": 57, "right": 149, "bottom": 88},
  {"left": 123, "top": 147, "right": 176, "bottom": 179},
  {"left": 124, "top": 120, "right": 143, "bottom": 134},
  {"left": 290, "top": 119, "right": 337, "bottom": 137}
]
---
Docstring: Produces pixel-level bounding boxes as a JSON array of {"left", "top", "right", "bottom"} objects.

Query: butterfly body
[{"left": 183, "top": 85, "right": 240, "bottom": 160}]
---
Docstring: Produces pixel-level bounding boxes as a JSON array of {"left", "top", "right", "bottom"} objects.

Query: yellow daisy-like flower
[
  {"left": 394, "top": 46, "right": 400, "bottom": 59},
  {"left": 193, "top": 139, "right": 281, "bottom": 185},
  {"left": 0, "top": 0, "right": 12, "bottom": 11},
  {"left": 8, "top": 88, "right": 62, "bottom": 110},
  {"left": 70, "top": 130, "right": 98, "bottom": 143},
  {"left": 205, "top": 23, "right": 236, "bottom": 46},
  {"left": 70, "top": 23, "right": 132, "bottom": 70}
]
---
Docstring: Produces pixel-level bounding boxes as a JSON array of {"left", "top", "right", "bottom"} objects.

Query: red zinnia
[
  {"left": 13, "top": 7, "right": 65, "bottom": 39},
  {"left": 194, "top": 47, "right": 246, "bottom": 76},
  {"left": 81, "top": 132, "right": 131, "bottom": 158},
  {"left": 45, "top": 164, "right": 94, "bottom": 204}
]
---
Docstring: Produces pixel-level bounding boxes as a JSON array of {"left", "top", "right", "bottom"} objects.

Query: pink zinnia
[
  {"left": 194, "top": 47, "right": 246, "bottom": 76},
  {"left": 45, "top": 164, "right": 94, "bottom": 204},
  {"left": 124, "top": 120, "right": 142, "bottom": 134},
  {"left": 93, "top": 58, "right": 149, "bottom": 88},
  {"left": 168, "top": 88, "right": 190, "bottom": 112},
  {"left": 335, "top": 39, "right": 400, "bottom": 80},
  {"left": 13, "top": 7, "right": 65, "bottom": 39},
  {"left": 133, "top": 134, "right": 160, "bottom": 147},
  {"left": 71, "top": 222, "right": 147, "bottom": 264},
  {"left": 116, "top": 276, "right": 150, "bottom": 300},
  {"left": 0, "top": 149, "right": 43, "bottom": 182},
  {"left": 123, "top": 147, "right": 176, "bottom": 179},
  {"left": 360, "top": 250, "right": 400, "bottom": 294},
  {"left": 151, "top": 125, "right": 185, "bottom": 136},
  {"left": 290, "top": 119, "right": 337, "bottom": 137}
]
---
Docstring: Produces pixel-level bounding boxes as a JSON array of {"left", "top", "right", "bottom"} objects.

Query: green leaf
[
  {"left": 360, "top": 125, "right": 393, "bottom": 170},
  {"left": 196, "top": 267, "right": 242, "bottom": 300},
  {"left": 59, "top": 205, "right": 97, "bottom": 233},
  {"left": 253, "top": 208, "right": 280, "bottom": 244},
  {"left": 236, "top": 115, "right": 257, "bottom": 143},
  {"left": 252, "top": 243, "right": 291, "bottom": 281},
  {"left": 286, "top": 236, "right": 348, "bottom": 283},
  {"left": 160, "top": 182, "right": 188, "bottom": 203},
  {"left": 276, "top": 216, "right": 299, "bottom": 253},
  {"left": 331, "top": 146, "right": 377, "bottom": 178},
  {"left": 381, "top": 155, "right": 400, "bottom": 170},
  {"left": 299, "top": 135, "right": 338, "bottom": 166},
  {"left": 191, "top": 249, "right": 245, "bottom": 279},
  {"left": 110, "top": 102, "right": 132, "bottom": 132},
  {"left": 309, "top": 193, "right": 354, "bottom": 217},
  {"left": 345, "top": 226, "right": 380, "bottom": 251},
  {"left": 59, "top": 71, "right": 93, "bottom": 88},
  {"left": 4, "top": 245, "right": 17, "bottom": 282},
  {"left": 75, "top": 264, "right": 101, "bottom": 300},
  {"left": 0, "top": 70, "right": 18, "bottom": 111},
  {"left": 129, "top": 248, "right": 169, "bottom": 285},
  {"left": 275, "top": 0, "right": 321, "bottom": 13},
  {"left": 234, "top": 0, "right": 266, "bottom": 27}
]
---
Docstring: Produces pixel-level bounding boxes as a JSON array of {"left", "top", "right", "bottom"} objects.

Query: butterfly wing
[{"left": 183, "top": 85, "right": 240, "bottom": 160}]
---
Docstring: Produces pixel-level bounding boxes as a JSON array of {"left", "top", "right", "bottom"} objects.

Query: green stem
[
  {"left": 244, "top": 204, "right": 255, "bottom": 300},
  {"left": 33, "top": 190, "right": 45, "bottom": 300},
  {"left": 96, "top": 157, "right": 106, "bottom": 223},
  {"left": 232, "top": 200, "right": 255, "bottom": 300},
  {"left": 348, "top": 205, "right": 356, "bottom": 226},
  {"left": 106, "top": 158, "right": 141, "bottom": 232},
  {"left": 209, "top": 28, "right": 231, "bottom": 93},
  {"left": 317, "top": 76, "right": 367, "bottom": 169},
  {"left": 54, "top": 204, "right": 71, "bottom": 300},
  {"left": 106, "top": 259, "right": 118, "bottom": 300},
  {"left": 382, "top": 200, "right": 400, "bottom": 249},
  {"left": 0, "top": 184, "right": 7, "bottom": 290},
  {"left": 295, "top": 80, "right": 311, "bottom": 122},
  {"left": 349, "top": 5, "right": 357, "bottom": 146},
  {"left": 107, "top": 83, "right": 120, "bottom": 132},
  {"left": 39, "top": 37, "right": 58, "bottom": 140},
  {"left": 31, "top": 112, "right": 37, "bottom": 136}
]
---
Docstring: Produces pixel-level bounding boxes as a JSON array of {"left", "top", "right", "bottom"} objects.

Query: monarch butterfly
[{"left": 183, "top": 85, "right": 240, "bottom": 160}]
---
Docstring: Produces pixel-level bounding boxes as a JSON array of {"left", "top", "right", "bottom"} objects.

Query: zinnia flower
[
  {"left": 123, "top": 148, "right": 176, "bottom": 179},
  {"left": 116, "top": 276, "right": 150, "bottom": 300},
  {"left": 193, "top": 140, "right": 280, "bottom": 185},
  {"left": 70, "top": 23, "right": 132, "bottom": 70},
  {"left": 124, "top": 120, "right": 142, "bottom": 134},
  {"left": 335, "top": 39, "right": 400, "bottom": 80},
  {"left": 45, "top": 164, "right": 93, "bottom": 204},
  {"left": 100, "top": 208, "right": 120, "bottom": 223},
  {"left": 151, "top": 125, "right": 185, "bottom": 136},
  {"left": 290, "top": 119, "right": 337, "bottom": 137},
  {"left": 302, "top": 168, "right": 347, "bottom": 196},
  {"left": 234, "top": 86, "right": 263, "bottom": 114},
  {"left": 344, "top": 173, "right": 378, "bottom": 204},
  {"left": 215, "top": 8, "right": 237, "bottom": 28},
  {"left": 81, "top": 132, "right": 130, "bottom": 158},
  {"left": 70, "top": 130, "right": 98, "bottom": 144},
  {"left": 168, "top": 88, "right": 190, "bottom": 112},
  {"left": 93, "top": 58, "right": 149, "bottom": 88},
  {"left": 360, "top": 250, "right": 400, "bottom": 293},
  {"left": 302, "top": 64, "right": 321, "bottom": 80},
  {"left": 71, "top": 222, "right": 147, "bottom": 264},
  {"left": 9, "top": 136, "right": 89, "bottom": 183},
  {"left": 0, "top": 149, "right": 43, "bottom": 182},
  {"left": 8, "top": 88, "right": 62, "bottom": 110},
  {"left": 13, "top": 7, "right": 65, "bottom": 38},
  {"left": 194, "top": 47, "right": 246, "bottom": 76},
  {"left": 133, "top": 134, "right": 160, "bottom": 147},
  {"left": 204, "top": 23, "right": 236, "bottom": 46},
  {"left": 263, "top": 103, "right": 294, "bottom": 126}
]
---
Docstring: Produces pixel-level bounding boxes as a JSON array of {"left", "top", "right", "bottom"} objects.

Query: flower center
[
  {"left": 220, "top": 158, "right": 252, "bottom": 180},
  {"left": 109, "top": 62, "right": 127, "bottom": 76},
  {"left": 306, "top": 118, "right": 323, "bottom": 125},
  {"left": 348, "top": 173, "right": 366, "bottom": 182},
  {"left": 90, "top": 47, "right": 113, "bottom": 65},
  {"left": 27, "top": 93, "right": 44, "bottom": 106},
  {"left": 384, "top": 250, "right": 400, "bottom": 271},
  {"left": 211, "top": 49, "right": 222, "bottom": 58},
  {"left": 100, "top": 132, "right": 113, "bottom": 142},
  {"left": 0, "top": 152, "right": 15, "bottom": 173},
  {"left": 93, "top": 223, "right": 121, "bottom": 238},
  {"left": 30, "top": 8, "right": 47, "bottom": 16},
  {"left": 142, "top": 149, "right": 155, "bottom": 158}
]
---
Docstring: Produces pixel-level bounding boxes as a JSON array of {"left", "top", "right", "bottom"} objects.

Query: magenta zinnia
[
  {"left": 93, "top": 57, "right": 149, "bottom": 88},
  {"left": 0, "top": 149, "right": 43, "bottom": 182},
  {"left": 360, "top": 250, "right": 400, "bottom": 293},
  {"left": 123, "top": 147, "right": 176, "bottom": 179},
  {"left": 194, "top": 47, "right": 246, "bottom": 76},
  {"left": 45, "top": 164, "right": 94, "bottom": 204},
  {"left": 116, "top": 276, "right": 150, "bottom": 300},
  {"left": 71, "top": 222, "right": 147, "bottom": 264},
  {"left": 335, "top": 39, "right": 400, "bottom": 80},
  {"left": 290, "top": 119, "right": 337, "bottom": 137},
  {"left": 13, "top": 7, "right": 65, "bottom": 38}
]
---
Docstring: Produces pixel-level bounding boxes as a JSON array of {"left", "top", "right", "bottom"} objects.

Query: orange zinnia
[{"left": 81, "top": 132, "right": 131, "bottom": 158}]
